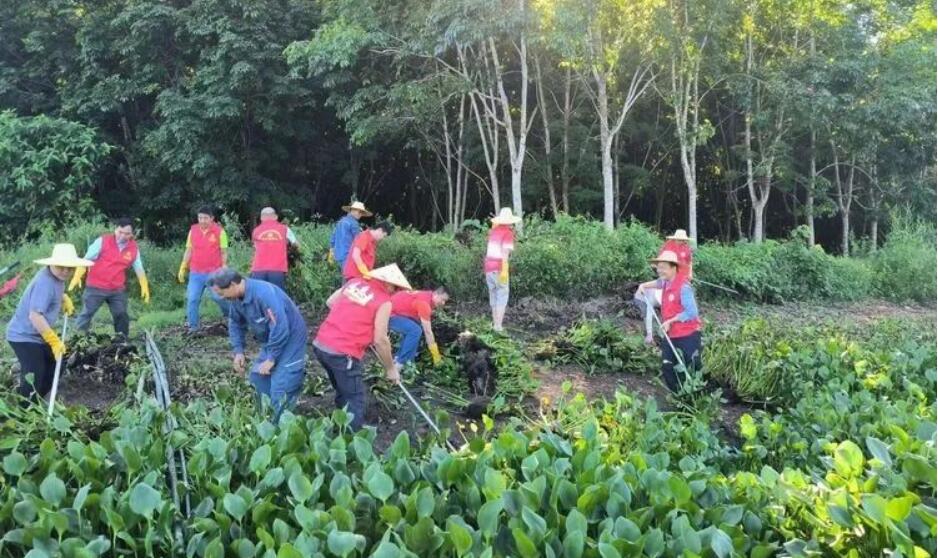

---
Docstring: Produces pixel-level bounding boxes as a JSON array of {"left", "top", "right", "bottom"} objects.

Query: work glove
[
  {"left": 61, "top": 294, "right": 75, "bottom": 317},
  {"left": 327, "top": 249, "right": 335, "bottom": 265},
  {"left": 68, "top": 267, "right": 86, "bottom": 292},
  {"left": 177, "top": 261, "right": 188, "bottom": 284},
  {"left": 498, "top": 260, "right": 509, "bottom": 285},
  {"left": 41, "top": 328, "right": 66, "bottom": 360},
  {"left": 139, "top": 275, "right": 151, "bottom": 304},
  {"left": 357, "top": 262, "right": 371, "bottom": 279},
  {"left": 0, "top": 274, "right": 20, "bottom": 298},
  {"left": 429, "top": 343, "right": 442, "bottom": 366}
]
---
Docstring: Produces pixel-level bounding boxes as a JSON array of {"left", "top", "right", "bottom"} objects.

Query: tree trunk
[
  {"left": 595, "top": 70, "right": 615, "bottom": 230},
  {"left": 870, "top": 217, "right": 878, "bottom": 252},
  {"left": 560, "top": 67, "right": 573, "bottom": 213},
  {"left": 534, "top": 56, "right": 559, "bottom": 218},
  {"left": 807, "top": 127, "right": 816, "bottom": 246}
]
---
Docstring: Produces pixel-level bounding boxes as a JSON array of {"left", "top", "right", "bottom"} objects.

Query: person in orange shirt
[
  {"left": 177, "top": 206, "right": 231, "bottom": 333},
  {"left": 342, "top": 221, "right": 394, "bottom": 281},
  {"left": 250, "top": 207, "right": 299, "bottom": 291},
  {"left": 389, "top": 287, "right": 449, "bottom": 368}
]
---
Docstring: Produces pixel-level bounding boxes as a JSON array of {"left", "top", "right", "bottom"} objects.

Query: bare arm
[
  {"left": 372, "top": 302, "right": 395, "bottom": 372},
  {"left": 28, "top": 311, "right": 53, "bottom": 336},
  {"left": 325, "top": 288, "right": 343, "bottom": 308},
  {"left": 351, "top": 247, "right": 367, "bottom": 272},
  {"left": 220, "top": 248, "right": 228, "bottom": 267},
  {"left": 421, "top": 318, "right": 436, "bottom": 347},
  {"left": 181, "top": 247, "right": 192, "bottom": 265}
]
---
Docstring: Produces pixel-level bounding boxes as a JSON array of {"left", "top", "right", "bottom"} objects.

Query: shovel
[
  {"left": 399, "top": 381, "right": 457, "bottom": 452},
  {"left": 46, "top": 315, "right": 69, "bottom": 418}
]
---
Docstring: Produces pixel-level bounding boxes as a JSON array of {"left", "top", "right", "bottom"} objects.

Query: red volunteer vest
[
  {"left": 189, "top": 223, "right": 224, "bottom": 273},
  {"left": 484, "top": 225, "right": 514, "bottom": 272},
  {"left": 87, "top": 234, "right": 137, "bottom": 290},
  {"left": 315, "top": 279, "right": 391, "bottom": 359},
  {"left": 342, "top": 231, "right": 376, "bottom": 280},
  {"left": 661, "top": 277, "right": 700, "bottom": 338},
  {"left": 251, "top": 221, "right": 289, "bottom": 272},
  {"left": 660, "top": 240, "right": 693, "bottom": 282},
  {"left": 390, "top": 290, "right": 433, "bottom": 321}
]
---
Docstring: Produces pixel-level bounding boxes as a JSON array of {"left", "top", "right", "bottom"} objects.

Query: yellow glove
[
  {"left": 61, "top": 294, "right": 75, "bottom": 317},
  {"left": 139, "top": 275, "right": 151, "bottom": 304},
  {"left": 327, "top": 249, "right": 335, "bottom": 265},
  {"left": 429, "top": 343, "right": 442, "bottom": 366},
  {"left": 177, "top": 261, "right": 188, "bottom": 284},
  {"left": 41, "top": 328, "right": 66, "bottom": 360},
  {"left": 498, "top": 260, "right": 509, "bottom": 285},
  {"left": 68, "top": 267, "right": 86, "bottom": 292},
  {"left": 357, "top": 262, "right": 371, "bottom": 279}
]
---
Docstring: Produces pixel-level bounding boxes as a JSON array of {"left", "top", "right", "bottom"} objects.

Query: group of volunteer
[{"left": 3, "top": 198, "right": 701, "bottom": 427}]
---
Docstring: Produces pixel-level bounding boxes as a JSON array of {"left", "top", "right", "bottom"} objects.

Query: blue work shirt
[
  {"left": 330, "top": 214, "right": 361, "bottom": 267},
  {"left": 6, "top": 268, "right": 64, "bottom": 344},
  {"left": 228, "top": 279, "right": 307, "bottom": 371},
  {"left": 656, "top": 279, "right": 699, "bottom": 322}
]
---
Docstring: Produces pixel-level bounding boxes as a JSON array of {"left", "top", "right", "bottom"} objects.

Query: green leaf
[
  {"left": 521, "top": 507, "right": 547, "bottom": 540},
  {"left": 668, "top": 476, "right": 692, "bottom": 505},
  {"left": 13, "top": 500, "right": 37, "bottom": 525},
  {"left": 365, "top": 466, "right": 395, "bottom": 502},
  {"left": 885, "top": 496, "right": 916, "bottom": 521},
  {"left": 2, "top": 451, "right": 27, "bottom": 476},
  {"left": 828, "top": 505, "right": 853, "bottom": 527},
  {"left": 512, "top": 527, "right": 537, "bottom": 558},
  {"left": 129, "top": 483, "right": 162, "bottom": 518},
  {"left": 223, "top": 493, "right": 249, "bottom": 521},
  {"left": 861, "top": 494, "right": 887, "bottom": 524},
  {"left": 710, "top": 528, "right": 734, "bottom": 558},
  {"left": 288, "top": 471, "right": 313, "bottom": 502},
  {"left": 833, "top": 440, "right": 865, "bottom": 478},
  {"left": 40, "top": 472, "right": 66, "bottom": 506},
  {"left": 563, "top": 531, "right": 585, "bottom": 558},
  {"left": 598, "top": 543, "right": 621, "bottom": 558},
  {"left": 73, "top": 484, "right": 91, "bottom": 512},
  {"left": 865, "top": 437, "right": 893, "bottom": 467},
  {"left": 372, "top": 542, "right": 403, "bottom": 558},
  {"left": 326, "top": 531, "right": 364, "bottom": 557},
  {"left": 477, "top": 499, "right": 503, "bottom": 536},
  {"left": 250, "top": 445, "right": 272, "bottom": 475},
  {"left": 416, "top": 486, "right": 435, "bottom": 519},
  {"left": 204, "top": 537, "right": 223, "bottom": 558},
  {"left": 447, "top": 517, "right": 474, "bottom": 555},
  {"left": 565, "top": 509, "right": 587, "bottom": 535},
  {"left": 277, "top": 543, "right": 304, "bottom": 558}
]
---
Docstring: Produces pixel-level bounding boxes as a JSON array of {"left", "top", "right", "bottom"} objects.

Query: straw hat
[
  {"left": 491, "top": 207, "right": 522, "bottom": 225},
  {"left": 649, "top": 250, "right": 682, "bottom": 267},
  {"left": 34, "top": 244, "right": 94, "bottom": 268},
  {"left": 342, "top": 201, "right": 373, "bottom": 217},
  {"left": 369, "top": 264, "right": 412, "bottom": 290},
  {"left": 666, "top": 229, "right": 692, "bottom": 242}
]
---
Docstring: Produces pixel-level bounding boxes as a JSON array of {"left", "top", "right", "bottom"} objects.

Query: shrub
[{"left": 870, "top": 214, "right": 937, "bottom": 304}]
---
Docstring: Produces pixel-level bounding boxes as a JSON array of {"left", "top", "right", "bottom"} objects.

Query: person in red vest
[
  {"left": 485, "top": 208, "right": 521, "bottom": 332},
  {"left": 177, "top": 206, "right": 230, "bottom": 333},
  {"left": 313, "top": 263, "right": 411, "bottom": 430},
  {"left": 70, "top": 218, "right": 151, "bottom": 337},
  {"left": 634, "top": 229, "right": 695, "bottom": 344},
  {"left": 635, "top": 250, "right": 701, "bottom": 393},
  {"left": 389, "top": 287, "right": 449, "bottom": 368},
  {"left": 250, "top": 207, "right": 299, "bottom": 291},
  {"left": 342, "top": 221, "right": 394, "bottom": 281}
]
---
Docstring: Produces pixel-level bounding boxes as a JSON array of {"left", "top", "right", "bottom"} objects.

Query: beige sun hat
[
  {"left": 369, "top": 264, "right": 413, "bottom": 290},
  {"left": 666, "top": 229, "right": 692, "bottom": 242},
  {"left": 34, "top": 244, "right": 94, "bottom": 268},
  {"left": 649, "top": 250, "right": 682, "bottom": 267},
  {"left": 342, "top": 201, "right": 373, "bottom": 217},
  {"left": 491, "top": 207, "right": 522, "bottom": 225}
]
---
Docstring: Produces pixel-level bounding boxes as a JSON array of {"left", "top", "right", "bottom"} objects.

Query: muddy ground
[{"left": 26, "top": 296, "right": 936, "bottom": 452}]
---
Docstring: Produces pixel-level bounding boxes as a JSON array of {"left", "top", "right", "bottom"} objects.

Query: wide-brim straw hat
[
  {"left": 666, "top": 229, "right": 692, "bottom": 242},
  {"left": 34, "top": 244, "right": 94, "bottom": 268},
  {"left": 491, "top": 207, "right": 522, "bottom": 225},
  {"left": 342, "top": 201, "right": 373, "bottom": 217},
  {"left": 649, "top": 250, "right": 682, "bottom": 267},
  {"left": 369, "top": 264, "right": 412, "bottom": 290}
]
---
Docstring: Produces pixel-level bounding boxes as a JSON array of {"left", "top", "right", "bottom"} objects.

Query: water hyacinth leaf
[
  {"left": 886, "top": 496, "right": 916, "bottom": 522},
  {"left": 447, "top": 518, "right": 474, "bottom": 556},
  {"left": 13, "top": 500, "right": 37, "bottom": 525},
  {"left": 861, "top": 494, "right": 888, "bottom": 523},
  {"left": 566, "top": 508, "right": 588, "bottom": 535},
  {"left": 833, "top": 440, "right": 865, "bottom": 479},
  {"left": 365, "top": 465, "right": 395, "bottom": 502},
  {"left": 223, "top": 493, "right": 249, "bottom": 521},
  {"left": 521, "top": 507, "right": 547, "bottom": 540},
  {"left": 326, "top": 530, "right": 365, "bottom": 557},
  {"left": 563, "top": 531, "right": 585, "bottom": 558},
  {"left": 39, "top": 473, "right": 66, "bottom": 506},
  {"left": 73, "top": 484, "right": 91, "bottom": 512},
  {"left": 372, "top": 542, "right": 403, "bottom": 558},
  {"left": 288, "top": 471, "right": 313, "bottom": 502},
  {"left": 416, "top": 486, "right": 435, "bottom": 518},
  {"left": 511, "top": 528, "right": 537, "bottom": 558},
  {"left": 828, "top": 505, "right": 853, "bottom": 528},
  {"left": 709, "top": 528, "right": 733, "bottom": 558},
  {"left": 249, "top": 445, "right": 272, "bottom": 475},
  {"left": 233, "top": 539, "right": 256, "bottom": 558},
  {"left": 129, "top": 482, "right": 162, "bottom": 518},
  {"left": 477, "top": 499, "right": 503, "bottom": 536},
  {"left": 204, "top": 537, "right": 223, "bottom": 558},
  {"left": 2, "top": 451, "right": 27, "bottom": 476},
  {"left": 277, "top": 543, "right": 303, "bottom": 558},
  {"left": 668, "top": 476, "right": 692, "bottom": 506},
  {"left": 865, "top": 437, "right": 893, "bottom": 467}
]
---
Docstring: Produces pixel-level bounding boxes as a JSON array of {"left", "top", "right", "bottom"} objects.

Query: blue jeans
[
  {"left": 186, "top": 272, "right": 231, "bottom": 330},
  {"left": 250, "top": 271, "right": 287, "bottom": 291},
  {"left": 389, "top": 316, "right": 423, "bottom": 366},
  {"left": 249, "top": 360, "right": 305, "bottom": 421},
  {"left": 314, "top": 346, "right": 366, "bottom": 430}
]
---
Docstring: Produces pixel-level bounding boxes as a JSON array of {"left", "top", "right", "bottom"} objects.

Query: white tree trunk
[{"left": 534, "top": 56, "right": 559, "bottom": 217}]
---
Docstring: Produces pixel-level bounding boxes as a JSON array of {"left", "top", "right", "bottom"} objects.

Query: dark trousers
[
  {"left": 250, "top": 271, "right": 287, "bottom": 291},
  {"left": 660, "top": 331, "right": 702, "bottom": 392},
  {"left": 10, "top": 341, "right": 56, "bottom": 400},
  {"left": 314, "top": 347, "right": 366, "bottom": 430},
  {"left": 76, "top": 287, "right": 129, "bottom": 336}
]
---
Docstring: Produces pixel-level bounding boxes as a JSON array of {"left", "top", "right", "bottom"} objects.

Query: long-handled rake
[{"left": 46, "top": 316, "right": 69, "bottom": 418}]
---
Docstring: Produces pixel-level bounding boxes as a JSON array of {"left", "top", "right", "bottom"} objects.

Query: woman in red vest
[
  {"left": 313, "top": 264, "right": 411, "bottom": 430},
  {"left": 635, "top": 250, "right": 701, "bottom": 393},
  {"left": 634, "top": 229, "right": 694, "bottom": 345},
  {"left": 250, "top": 207, "right": 299, "bottom": 291},
  {"left": 177, "top": 206, "right": 231, "bottom": 333},
  {"left": 70, "top": 218, "right": 151, "bottom": 337}
]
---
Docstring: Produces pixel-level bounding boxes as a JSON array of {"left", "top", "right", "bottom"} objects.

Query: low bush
[{"left": 870, "top": 214, "right": 938, "bottom": 304}]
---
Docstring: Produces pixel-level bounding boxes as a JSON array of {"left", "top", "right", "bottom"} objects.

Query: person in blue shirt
[
  {"left": 329, "top": 201, "right": 372, "bottom": 269},
  {"left": 208, "top": 268, "right": 308, "bottom": 420}
]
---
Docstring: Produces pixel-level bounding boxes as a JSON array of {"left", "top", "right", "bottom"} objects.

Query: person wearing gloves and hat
[
  {"left": 6, "top": 244, "right": 93, "bottom": 400},
  {"left": 208, "top": 268, "right": 308, "bottom": 421},
  {"left": 177, "top": 206, "right": 231, "bottom": 333},
  {"left": 389, "top": 287, "right": 450, "bottom": 368},
  {"left": 330, "top": 201, "right": 372, "bottom": 269},
  {"left": 485, "top": 208, "right": 521, "bottom": 332},
  {"left": 70, "top": 218, "right": 151, "bottom": 337},
  {"left": 313, "top": 264, "right": 411, "bottom": 430},
  {"left": 250, "top": 207, "right": 300, "bottom": 291},
  {"left": 342, "top": 221, "right": 394, "bottom": 281},
  {"left": 634, "top": 229, "right": 694, "bottom": 345},
  {"left": 635, "top": 250, "right": 701, "bottom": 393}
]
